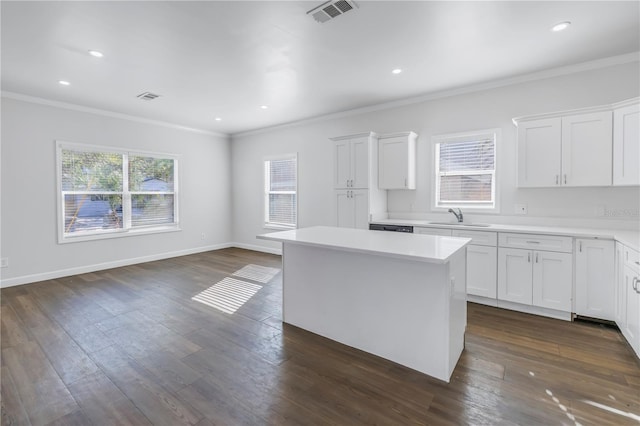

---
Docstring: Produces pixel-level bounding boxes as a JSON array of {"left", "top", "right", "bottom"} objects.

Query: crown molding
[
  {"left": 232, "top": 52, "right": 640, "bottom": 139},
  {"left": 1, "top": 91, "right": 229, "bottom": 138}
]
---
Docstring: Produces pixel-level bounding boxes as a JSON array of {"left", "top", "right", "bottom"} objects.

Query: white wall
[
  {"left": 1, "top": 97, "right": 231, "bottom": 286},
  {"left": 231, "top": 61, "right": 640, "bottom": 252}
]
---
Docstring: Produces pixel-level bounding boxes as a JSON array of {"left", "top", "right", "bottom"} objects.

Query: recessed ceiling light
[
  {"left": 58, "top": 80, "right": 70, "bottom": 86},
  {"left": 260, "top": 105, "right": 268, "bottom": 110},
  {"left": 551, "top": 21, "right": 571, "bottom": 32},
  {"left": 392, "top": 68, "right": 402, "bottom": 75},
  {"left": 88, "top": 50, "right": 104, "bottom": 58},
  {"left": 215, "top": 117, "right": 222, "bottom": 121}
]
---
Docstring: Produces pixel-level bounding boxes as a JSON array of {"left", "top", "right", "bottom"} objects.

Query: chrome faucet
[{"left": 448, "top": 208, "right": 463, "bottom": 223}]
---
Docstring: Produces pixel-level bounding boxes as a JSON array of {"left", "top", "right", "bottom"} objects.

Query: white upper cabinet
[
  {"left": 561, "top": 111, "right": 612, "bottom": 186},
  {"left": 513, "top": 100, "right": 640, "bottom": 188},
  {"left": 613, "top": 100, "right": 640, "bottom": 186},
  {"left": 333, "top": 135, "right": 370, "bottom": 189},
  {"left": 517, "top": 118, "right": 562, "bottom": 187},
  {"left": 516, "top": 111, "right": 612, "bottom": 187},
  {"left": 378, "top": 132, "right": 417, "bottom": 190}
]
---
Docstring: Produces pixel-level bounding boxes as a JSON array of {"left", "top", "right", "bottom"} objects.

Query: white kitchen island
[{"left": 258, "top": 226, "right": 470, "bottom": 382}]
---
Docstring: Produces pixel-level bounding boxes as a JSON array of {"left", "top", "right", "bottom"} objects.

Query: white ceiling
[{"left": 2, "top": 1, "right": 639, "bottom": 135}]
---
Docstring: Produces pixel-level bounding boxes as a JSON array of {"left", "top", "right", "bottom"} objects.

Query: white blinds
[
  {"left": 265, "top": 157, "right": 297, "bottom": 227},
  {"left": 129, "top": 156, "right": 175, "bottom": 227},
  {"left": 436, "top": 136, "right": 495, "bottom": 207}
]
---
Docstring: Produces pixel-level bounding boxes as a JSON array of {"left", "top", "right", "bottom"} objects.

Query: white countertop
[
  {"left": 370, "top": 219, "right": 640, "bottom": 251},
  {"left": 257, "top": 226, "right": 471, "bottom": 264}
]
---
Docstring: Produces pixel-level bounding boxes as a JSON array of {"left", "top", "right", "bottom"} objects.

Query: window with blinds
[
  {"left": 57, "top": 141, "right": 178, "bottom": 242},
  {"left": 264, "top": 155, "right": 297, "bottom": 229},
  {"left": 434, "top": 130, "right": 497, "bottom": 210}
]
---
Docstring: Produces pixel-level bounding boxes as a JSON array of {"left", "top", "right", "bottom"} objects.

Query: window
[
  {"left": 264, "top": 155, "right": 297, "bottom": 229},
  {"left": 433, "top": 129, "right": 498, "bottom": 211},
  {"left": 57, "top": 141, "right": 178, "bottom": 242}
]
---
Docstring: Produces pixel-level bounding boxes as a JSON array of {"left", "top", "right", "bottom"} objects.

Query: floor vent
[
  {"left": 307, "top": 0, "right": 357, "bottom": 23},
  {"left": 136, "top": 92, "right": 161, "bottom": 101}
]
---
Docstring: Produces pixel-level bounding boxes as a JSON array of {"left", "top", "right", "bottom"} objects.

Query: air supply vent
[
  {"left": 136, "top": 92, "right": 161, "bottom": 101},
  {"left": 307, "top": 0, "right": 357, "bottom": 23}
]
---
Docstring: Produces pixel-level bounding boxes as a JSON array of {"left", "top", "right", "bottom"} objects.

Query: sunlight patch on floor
[
  {"left": 192, "top": 277, "right": 262, "bottom": 314},
  {"left": 232, "top": 264, "right": 280, "bottom": 283}
]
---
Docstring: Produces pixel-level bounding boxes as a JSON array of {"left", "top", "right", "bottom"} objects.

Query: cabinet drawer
[
  {"left": 499, "top": 233, "right": 573, "bottom": 253},
  {"left": 624, "top": 245, "right": 640, "bottom": 273},
  {"left": 452, "top": 230, "right": 497, "bottom": 247},
  {"left": 414, "top": 227, "right": 452, "bottom": 237}
]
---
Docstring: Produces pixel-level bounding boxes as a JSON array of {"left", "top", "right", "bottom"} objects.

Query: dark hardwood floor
[{"left": 1, "top": 248, "right": 639, "bottom": 425}]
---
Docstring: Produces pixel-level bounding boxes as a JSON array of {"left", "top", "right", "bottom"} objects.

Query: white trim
[
  {"left": 1, "top": 91, "right": 227, "bottom": 138},
  {"left": 232, "top": 242, "right": 282, "bottom": 256},
  {"left": 0, "top": 243, "right": 233, "bottom": 288},
  {"left": 512, "top": 96, "right": 640, "bottom": 125},
  {"left": 233, "top": 53, "right": 640, "bottom": 138}
]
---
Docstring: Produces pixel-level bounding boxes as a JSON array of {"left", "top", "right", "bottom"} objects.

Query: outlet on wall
[
  {"left": 1, "top": 258, "right": 8, "bottom": 268},
  {"left": 201, "top": 233, "right": 205, "bottom": 240},
  {"left": 515, "top": 204, "right": 528, "bottom": 215}
]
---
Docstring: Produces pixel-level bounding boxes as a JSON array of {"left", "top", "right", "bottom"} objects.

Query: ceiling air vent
[
  {"left": 136, "top": 92, "right": 161, "bottom": 101},
  {"left": 307, "top": 0, "right": 357, "bottom": 23}
]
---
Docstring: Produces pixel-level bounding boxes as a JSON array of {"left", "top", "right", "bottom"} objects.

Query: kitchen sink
[{"left": 428, "top": 222, "right": 491, "bottom": 227}]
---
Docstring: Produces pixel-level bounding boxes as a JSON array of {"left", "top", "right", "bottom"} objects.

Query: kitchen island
[{"left": 258, "top": 226, "right": 470, "bottom": 382}]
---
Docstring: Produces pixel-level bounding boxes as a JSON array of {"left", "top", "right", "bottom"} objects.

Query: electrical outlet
[
  {"left": 515, "top": 204, "right": 528, "bottom": 215},
  {"left": 201, "top": 233, "right": 205, "bottom": 240},
  {"left": 1, "top": 258, "right": 8, "bottom": 268}
]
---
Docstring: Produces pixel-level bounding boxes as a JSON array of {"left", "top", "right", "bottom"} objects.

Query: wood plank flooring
[{"left": 1, "top": 247, "right": 639, "bottom": 425}]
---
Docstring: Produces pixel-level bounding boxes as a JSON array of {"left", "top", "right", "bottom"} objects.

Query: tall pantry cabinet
[{"left": 331, "top": 132, "right": 387, "bottom": 229}]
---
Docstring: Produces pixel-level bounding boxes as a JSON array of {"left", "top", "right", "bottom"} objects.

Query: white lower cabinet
[
  {"left": 532, "top": 250, "right": 573, "bottom": 311},
  {"left": 574, "top": 239, "right": 615, "bottom": 320},
  {"left": 466, "top": 245, "right": 498, "bottom": 299},
  {"left": 622, "top": 265, "right": 639, "bottom": 357},
  {"left": 498, "top": 248, "right": 532, "bottom": 304},
  {"left": 335, "top": 189, "right": 368, "bottom": 229},
  {"left": 498, "top": 233, "right": 573, "bottom": 315},
  {"left": 452, "top": 230, "right": 498, "bottom": 300},
  {"left": 616, "top": 244, "right": 640, "bottom": 358}
]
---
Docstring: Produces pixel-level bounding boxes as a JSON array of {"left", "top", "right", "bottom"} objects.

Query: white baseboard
[
  {"left": 496, "top": 299, "right": 572, "bottom": 321},
  {"left": 231, "top": 242, "right": 282, "bottom": 255},
  {"left": 0, "top": 243, "right": 233, "bottom": 288}
]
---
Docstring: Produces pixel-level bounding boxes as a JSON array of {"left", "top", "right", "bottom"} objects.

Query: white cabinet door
[
  {"left": 561, "top": 111, "right": 613, "bottom": 186},
  {"left": 467, "top": 245, "right": 497, "bottom": 298},
  {"left": 613, "top": 102, "right": 640, "bottom": 186},
  {"left": 623, "top": 265, "right": 640, "bottom": 357},
  {"left": 575, "top": 239, "right": 615, "bottom": 320},
  {"left": 351, "top": 137, "right": 370, "bottom": 189},
  {"left": 498, "top": 248, "right": 532, "bottom": 305},
  {"left": 517, "top": 118, "right": 562, "bottom": 187},
  {"left": 335, "top": 190, "right": 368, "bottom": 229},
  {"left": 334, "top": 140, "right": 351, "bottom": 188},
  {"left": 335, "top": 190, "right": 353, "bottom": 228},
  {"left": 352, "top": 190, "right": 369, "bottom": 230},
  {"left": 615, "top": 242, "right": 626, "bottom": 326},
  {"left": 333, "top": 137, "right": 370, "bottom": 189},
  {"left": 378, "top": 134, "right": 416, "bottom": 190},
  {"left": 532, "top": 251, "right": 572, "bottom": 312}
]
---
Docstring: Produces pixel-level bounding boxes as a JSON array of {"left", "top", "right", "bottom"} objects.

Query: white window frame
[
  {"left": 56, "top": 141, "right": 180, "bottom": 243},
  {"left": 431, "top": 128, "right": 500, "bottom": 214},
  {"left": 264, "top": 153, "right": 298, "bottom": 230}
]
